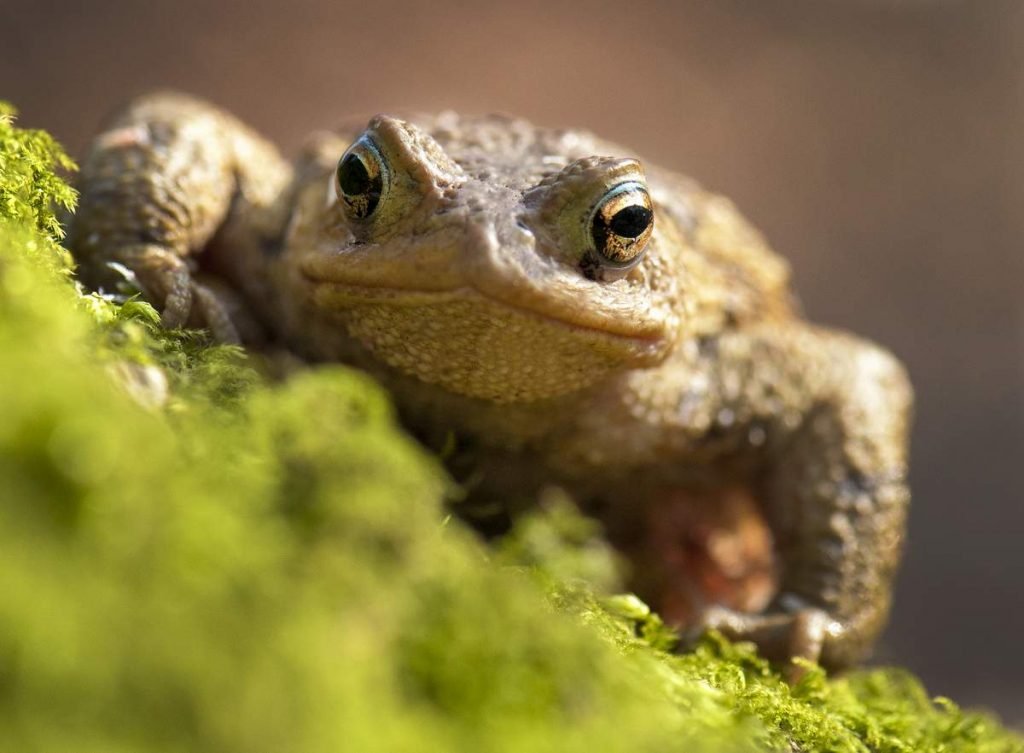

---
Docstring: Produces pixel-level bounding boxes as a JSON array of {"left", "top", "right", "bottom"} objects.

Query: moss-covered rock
[{"left": 1, "top": 102, "right": 1020, "bottom": 753}]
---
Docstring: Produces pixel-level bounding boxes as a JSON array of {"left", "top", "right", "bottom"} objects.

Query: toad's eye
[
  {"left": 336, "top": 137, "right": 388, "bottom": 219},
  {"left": 585, "top": 181, "right": 654, "bottom": 280}
]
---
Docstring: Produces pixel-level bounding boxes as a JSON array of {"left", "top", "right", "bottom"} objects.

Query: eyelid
[{"left": 595, "top": 181, "right": 649, "bottom": 210}]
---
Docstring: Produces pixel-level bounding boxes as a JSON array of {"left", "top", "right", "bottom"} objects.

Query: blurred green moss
[{"left": 0, "top": 103, "right": 1021, "bottom": 753}]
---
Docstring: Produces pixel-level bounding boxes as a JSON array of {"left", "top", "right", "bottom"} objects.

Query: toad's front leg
[
  {"left": 700, "top": 325, "right": 912, "bottom": 672},
  {"left": 68, "top": 92, "right": 293, "bottom": 342}
]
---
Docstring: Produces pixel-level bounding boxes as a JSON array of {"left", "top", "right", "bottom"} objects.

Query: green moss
[
  {"left": 0, "top": 103, "right": 1021, "bottom": 753},
  {"left": 0, "top": 102, "right": 76, "bottom": 252}
]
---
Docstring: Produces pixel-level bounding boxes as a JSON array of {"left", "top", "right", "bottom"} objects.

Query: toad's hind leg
[
  {"left": 68, "top": 92, "right": 293, "bottom": 341},
  {"left": 700, "top": 326, "right": 912, "bottom": 673}
]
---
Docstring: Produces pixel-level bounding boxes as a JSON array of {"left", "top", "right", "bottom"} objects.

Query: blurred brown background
[{"left": 3, "top": 0, "right": 1021, "bottom": 721}]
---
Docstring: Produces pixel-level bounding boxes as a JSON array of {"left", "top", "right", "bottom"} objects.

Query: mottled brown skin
[{"left": 69, "top": 92, "right": 912, "bottom": 672}]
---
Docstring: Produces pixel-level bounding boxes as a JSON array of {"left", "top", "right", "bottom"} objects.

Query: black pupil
[
  {"left": 338, "top": 154, "right": 372, "bottom": 196},
  {"left": 608, "top": 205, "right": 653, "bottom": 238}
]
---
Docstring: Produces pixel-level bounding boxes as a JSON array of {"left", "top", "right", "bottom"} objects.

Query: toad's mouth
[{"left": 301, "top": 274, "right": 671, "bottom": 352}]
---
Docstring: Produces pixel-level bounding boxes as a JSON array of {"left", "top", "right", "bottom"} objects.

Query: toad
[{"left": 69, "top": 92, "right": 912, "bottom": 670}]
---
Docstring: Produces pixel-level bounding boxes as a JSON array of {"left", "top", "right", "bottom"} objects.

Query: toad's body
[{"left": 69, "top": 93, "right": 912, "bottom": 670}]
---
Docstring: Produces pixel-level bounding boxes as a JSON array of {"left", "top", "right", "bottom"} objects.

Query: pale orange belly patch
[{"left": 625, "top": 485, "right": 778, "bottom": 628}]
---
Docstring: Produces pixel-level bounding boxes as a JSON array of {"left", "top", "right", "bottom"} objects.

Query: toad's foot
[
  {"left": 696, "top": 602, "right": 840, "bottom": 682},
  {"left": 109, "top": 243, "right": 240, "bottom": 344}
]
